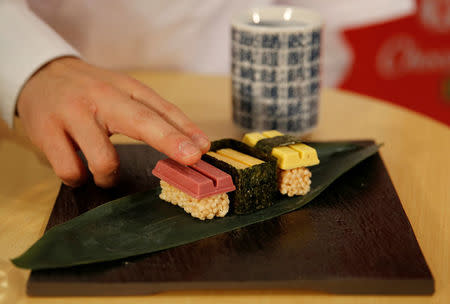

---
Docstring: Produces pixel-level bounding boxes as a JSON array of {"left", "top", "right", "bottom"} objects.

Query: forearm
[{"left": 0, "top": 0, "right": 79, "bottom": 128}]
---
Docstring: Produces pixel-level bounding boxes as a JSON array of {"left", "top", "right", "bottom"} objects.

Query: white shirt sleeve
[{"left": 0, "top": 0, "right": 80, "bottom": 128}]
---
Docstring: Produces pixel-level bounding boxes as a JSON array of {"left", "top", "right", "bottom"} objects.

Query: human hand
[{"left": 17, "top": 57, "right": 210, "bottom": 188}]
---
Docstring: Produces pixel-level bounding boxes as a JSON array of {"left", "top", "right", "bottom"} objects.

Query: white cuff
[{"left": 0, "top": 0, "right": 80, "bottom": 128}]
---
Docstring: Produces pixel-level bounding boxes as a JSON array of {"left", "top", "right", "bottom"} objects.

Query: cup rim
[{"left": 232, "top": 6, "right": 322, "bottom": 32}]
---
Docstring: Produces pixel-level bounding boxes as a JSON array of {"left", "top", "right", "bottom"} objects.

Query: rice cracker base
[
  {"left": 159, "top": 181, "right": 230, "bottom": 220},
  {"left": 278, "top": 167, "right": 312, "bottom": 196}
]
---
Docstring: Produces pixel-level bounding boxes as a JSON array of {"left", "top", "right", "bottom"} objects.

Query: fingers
[
  {"left": 110, "top": 76, "right": 210, "bottom": 153},
  {"left": 19, "top": 58, "right": 210, "bottom": 189},
  {"left": 62, "top": 104, "right": 120, "bottom": 188},
  {"left": 40, "top": 123, "right": 87, "bottom": 187},
  {"left": 92, "top": 87, "right": 203, "bottom": 165}
]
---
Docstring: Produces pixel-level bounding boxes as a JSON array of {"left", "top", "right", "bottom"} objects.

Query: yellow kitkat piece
[
  {"left": 241, "top": 130, "right": 320, "bottom": 169},
  {"left": 289, "top": 143, "right": 320, "bottom": 167},
  {"left": 216, "top": 148, "right": 264, "bottom": 167},
  {"left": 206, "top": 152, "right": 249, "bottom": 169},
  {"left": 261, "top": 130, "right": 284, "bottom": 138},
  {"left": 271, "top": 146, "right": 302, "bottom": 170},
  {"left": 242, "top": 132, "right": 265, "bottom": 147}
]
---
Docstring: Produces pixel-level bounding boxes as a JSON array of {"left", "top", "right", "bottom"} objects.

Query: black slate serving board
[{"left": 27, "top": 143, "right": 434, "bottom": 296}]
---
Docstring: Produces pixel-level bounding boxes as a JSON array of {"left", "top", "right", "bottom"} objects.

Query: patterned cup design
[{"left": 231, "top": 8, "right": 322, "bottom": 134}]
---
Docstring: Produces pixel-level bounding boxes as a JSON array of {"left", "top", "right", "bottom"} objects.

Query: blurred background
[{"left": 27, "top": 0, "right": 449, "bottom": 126}]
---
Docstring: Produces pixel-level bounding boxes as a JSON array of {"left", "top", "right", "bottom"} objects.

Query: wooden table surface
[{"left": 0, "top": 71, "right": 448, "bottom": 304}]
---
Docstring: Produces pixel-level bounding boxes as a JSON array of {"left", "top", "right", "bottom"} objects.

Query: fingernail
[
  {"left": 191, "top": 133, "right": 210, "bottom": 150},
  {"left": 179, "top": 141, "right": 200, "bottom": 157}
]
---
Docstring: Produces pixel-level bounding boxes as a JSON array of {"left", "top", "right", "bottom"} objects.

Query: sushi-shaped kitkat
[
  {"left": 202, "top": 139, "right": 277, "bottom": 214},
  {"left": 152, "top": 158, "right": 235, "bottom": 220},
  {"left": 242, "top": 130, "right": 320, "bottom": 196}
]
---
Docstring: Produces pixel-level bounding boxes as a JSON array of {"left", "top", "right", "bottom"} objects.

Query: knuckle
[
  {"left": 64, "top": 96, "right": 92, "bottom": 114},
  {"left": 88, "top": 81, "right": 115, "bottom": 97}
]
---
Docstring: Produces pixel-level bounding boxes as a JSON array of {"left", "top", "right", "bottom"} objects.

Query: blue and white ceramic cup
[{"left": 231, "top": 7, "right": 322, "bottom": 134}]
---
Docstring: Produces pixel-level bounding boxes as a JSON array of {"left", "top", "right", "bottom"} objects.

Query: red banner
[{"left": 339, "top": 0, "right": 450, "bottom": 126}]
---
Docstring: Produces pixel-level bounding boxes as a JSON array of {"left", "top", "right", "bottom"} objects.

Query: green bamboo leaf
[{"left": 12, "top": 142, "right": 380, "bottom": 270}]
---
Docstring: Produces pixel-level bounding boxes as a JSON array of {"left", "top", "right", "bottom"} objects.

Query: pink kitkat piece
[{"left": 152, "top": 159, "right": 235, "bottom": 199}]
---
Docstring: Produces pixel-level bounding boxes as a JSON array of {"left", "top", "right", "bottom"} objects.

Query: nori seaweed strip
[
  {"left": 202, "top": 139, "right": 277, "bottom": 214},
  {"left": 254, "top": 135, "right": 303, "bottom": 155}
]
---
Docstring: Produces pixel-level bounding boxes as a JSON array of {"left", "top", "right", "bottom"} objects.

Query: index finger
[
  {"left": 96, "top": 89, "right": 203, "bottom": 165},
  {"left": 110, "top": 76, "right": 211, "bottom": 153}
]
